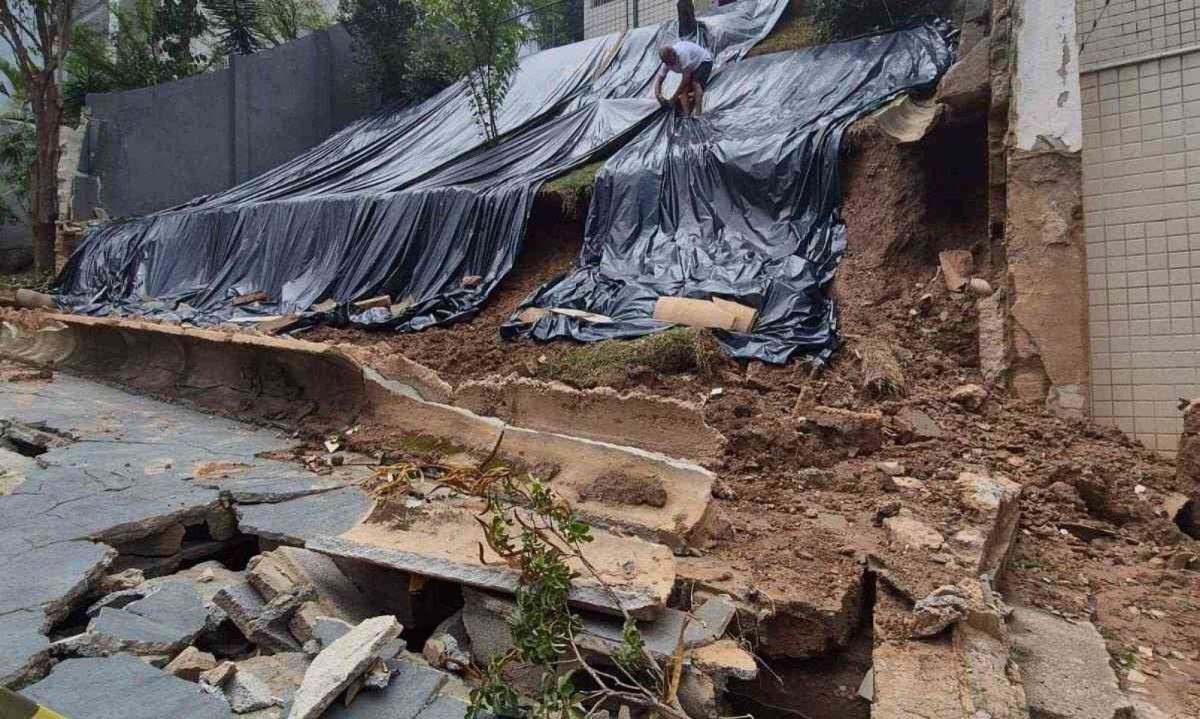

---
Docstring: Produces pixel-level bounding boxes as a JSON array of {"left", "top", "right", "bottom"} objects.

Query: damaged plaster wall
[{"left": 999, "top": 0, "right": 1089, "bottom": 418}]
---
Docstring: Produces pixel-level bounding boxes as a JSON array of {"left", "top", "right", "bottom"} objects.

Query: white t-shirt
[{"left": 659, "top": 40, "right": 713, "bottom": 76}]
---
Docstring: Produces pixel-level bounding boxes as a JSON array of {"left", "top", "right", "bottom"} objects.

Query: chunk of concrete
[
  {"left": 910, "top": 585, "right": 970, "bottom": 638},
  {"left": 883, "top": 514, "right": 945, "bottom": 550},
  {"left": 164, "top": 646, "right": 217, "bottom": 681},
  {"left": 683, "top": 595, "right": 737, "bottom": 648},
  {"left": 322, "top": 659, "right": 447, "bottom": 719},
  {"left": 21, "top": 654, "right": 233, "bottom": 718},
  {"left": 236, "top": 653, "right": 311, "bottom": 703},
  {"left": 309, "top": 501, "right": 675, "bottom": 619},
  {"left": 312, "top": 617, "right": 354, "bottom": 648},
  {"left": 895, "top": 407, "right": 944, "bottom": 440},
  {"left": 287, "top": 616, "right": 403, "bottom": 719},
  {"left": 955, "top": 470, "right": 1022, "bottom": 577},
  {"left": 1009, "top": 607, "right": 1134, "bottom": 719},
  {"left": 249, "top": 547, "right": 377, "bottom": 625},
  {"left": 936, "top": 40, "right": 989, "bottom": 114},
  {"left": 200, "top": 661, "right": 236, "bottom": 688},
  {"left": 690, "top": 638, "right": 757, "bottom": 682},
  {"left": 226, "top": 668, "right": 281, "bottom": 713},
  {"left": 213, "top": 581, "right": 302, "bottom": 653},
  {"left": 95, "top": 568, "right": 147, "bottom": 593}
]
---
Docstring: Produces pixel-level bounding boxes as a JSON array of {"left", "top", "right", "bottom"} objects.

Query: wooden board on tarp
[
  {"left": 653, "top": 296, "right": 757, "bottom": 331},
  {"left": 712, "top": 297, "right": 757, "bottom": 332},
  {"left": 232, "top": 290, "right": 268, "bottom": 306}
]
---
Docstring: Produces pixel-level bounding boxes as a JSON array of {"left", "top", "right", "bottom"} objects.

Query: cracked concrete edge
[
  {"left": 0, "top": 541, "right": 117, "bottom": 689},
  {"left": 454, "top": 373, "right": 726, "bottom": 463},
  {"left": 871, "top": 598, "right": 1029, "bottom": 719},
  {"left": 2, "top": 316, "right": 716, "bottom": 549},
  {"left": 307, "top": 534, "right": 667, "bottom": 620},
  {"left": 6, "top": 314, "right": 725, "bottom": 466}
]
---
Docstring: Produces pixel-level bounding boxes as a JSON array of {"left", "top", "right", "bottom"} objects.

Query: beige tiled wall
[
  {"left": 1076, "top": 0, "right": 1200, "bottom": 69},
  {"left": 1081, "top": 53, "right": 1200, "bottom": 454}
]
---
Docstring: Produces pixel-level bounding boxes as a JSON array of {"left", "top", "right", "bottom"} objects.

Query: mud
[{"left": 577, "top": 471, "right": 669, "bottom": 508}]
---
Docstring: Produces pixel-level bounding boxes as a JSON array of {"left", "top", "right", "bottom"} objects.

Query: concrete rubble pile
[{"left": 0, "top": 338, "right": 759, "bottom": 719}]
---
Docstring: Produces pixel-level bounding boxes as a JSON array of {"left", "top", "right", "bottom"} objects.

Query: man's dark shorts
[{"left": 693, "top": 60, "right": 713, "bottom": 88}]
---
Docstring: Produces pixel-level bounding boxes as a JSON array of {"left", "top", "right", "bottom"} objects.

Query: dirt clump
[{"left": 578, "top": 471, "right": 668, "bottom": 508}]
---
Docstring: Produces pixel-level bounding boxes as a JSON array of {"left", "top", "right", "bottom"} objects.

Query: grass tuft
[
  {"left": 747, "top": 13, "right": 821, "bottom": 56},
  {"left": 540, "top": 327, "right": 716, "bottom": 389}
]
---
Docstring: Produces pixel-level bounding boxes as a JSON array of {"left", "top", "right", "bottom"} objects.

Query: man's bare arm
[{"left": 654, "top": 70, "right": 667, "bottom": 104}]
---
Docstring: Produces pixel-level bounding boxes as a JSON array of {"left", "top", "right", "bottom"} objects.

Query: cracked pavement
[{"left": 0, "top": 366, "right": 370, "bottom": 688}]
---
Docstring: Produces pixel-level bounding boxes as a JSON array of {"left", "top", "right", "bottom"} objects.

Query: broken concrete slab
[
  {"left": 493, "top": 425, "right": 715, "bottom": 550},
  {"left": 0, "top": 610, "right": 52, "bottom": 688},
  {"left": 236, "top": 488, "right": 375, "bottom": 546},
  {"left": 453, "top": 375, "right": 725, "bottom": 462},
  {"left": 21, "top": 653, "right": 234, "bottom": 718},
  {"left": 464, "top": 588, "right": 691, "bottom": 664},
  {"left": 87, "top": 584, "right": 208, "bottom": 655},
  {"left": 955, "top": 624, "right": 1028, "bottom": 719},
  {"left": 323, "top": 659, "right": 447, "bottom": 719},
  {"left": 1009, "top": 606, "right": 1134, "bottom": 719},
  {"left": 0, "top": 540, "right": 117, "bottom": 632},
  {"left": 288, "top": 616, "right": 403, "bottom": 719},
  {"left": 310, "top": 501, "right": 675, "bottom": 619},
  {"left": 675, "top": 554, "right": 864, "bottom": 659},
  {"left": 871, "top": 638, "right": 970, "bottom": 719},
  {"left": 363, "top": 381, "right": 505, "bottom": 468}
]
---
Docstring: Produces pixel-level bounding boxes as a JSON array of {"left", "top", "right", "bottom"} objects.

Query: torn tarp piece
[
  {"left": 504, "top": 24, "right": 954, "bottom": 364},
  {"left": 53, "top": 0, "right": 788, "bottom": 329}
]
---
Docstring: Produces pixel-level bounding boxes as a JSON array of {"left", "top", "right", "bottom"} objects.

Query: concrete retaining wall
[{"left": 77, "top": 26, "right": 375, "bottom": 219}]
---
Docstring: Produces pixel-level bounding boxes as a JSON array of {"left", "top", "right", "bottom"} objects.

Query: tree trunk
[
  {"left": 29, "top": 75, "right": 61, "bottom": 274},
  {"left": 677, "top": 0, "right": 696, "bottom": 38}
]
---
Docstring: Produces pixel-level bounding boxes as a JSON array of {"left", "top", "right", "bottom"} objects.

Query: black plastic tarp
[
  {"left": 503, "top": 24, "right": 954, "bottom": 363},
  {"left": 54, "top": 0, "right": 787, "bottom": 330}
]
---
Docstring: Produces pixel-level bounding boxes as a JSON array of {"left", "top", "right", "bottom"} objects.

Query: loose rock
[
  {"left": 288, "top": 616, "right": 403, "bottom": 719},
  {"left": 164, "top": 646, "right": 217, "bottom": 682}
]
